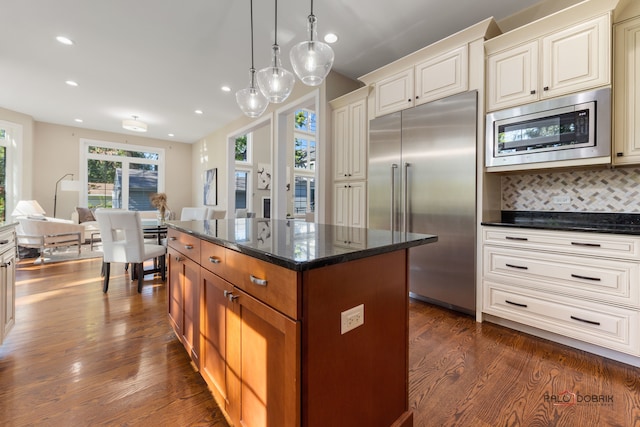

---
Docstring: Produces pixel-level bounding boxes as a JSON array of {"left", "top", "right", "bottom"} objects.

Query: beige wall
[{"left": 33, "top": 122, "right": 192, "bottom": 219}]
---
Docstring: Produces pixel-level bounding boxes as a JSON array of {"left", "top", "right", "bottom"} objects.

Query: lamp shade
[
  {"left": 289, "top": 14, "right": 334, "bottom": 86},
  {"left": 60, "top": 180, "right": 83, "bottom": 192},
  {"left": 11, "top": 200, "right": 46, "bottom": 217},
  {"left": 122, "top": 116, "right": 148, "bottom": 132}
]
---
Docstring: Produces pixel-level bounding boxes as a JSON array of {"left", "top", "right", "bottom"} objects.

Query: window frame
[{"left": 80, "top": 138, "right": 165, "bottom": 211}]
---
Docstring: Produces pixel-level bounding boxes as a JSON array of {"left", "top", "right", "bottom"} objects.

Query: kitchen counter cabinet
[
  {"left": 168, "top": 219, "right": 437, "bottom": 426},
  {"left": 0, "top": 224, "right": 16, "bottom": 346},
  {"left": 167, "top": 229, "right": 201, "bottom": 367},
  {"left": 481, "top": 225, "right": 640, "bottom": 361}
]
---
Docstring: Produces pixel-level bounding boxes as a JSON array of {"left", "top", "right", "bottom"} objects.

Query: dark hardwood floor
[{"left": 1, "top": 257, "right": 639, "bottom": 426}]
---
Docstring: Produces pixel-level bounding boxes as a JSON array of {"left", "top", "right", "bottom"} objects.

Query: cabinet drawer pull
[
  {"left": 249, "top": 275, "right": 268, "bottom": 286},
  {"left": 208, "top": 256, "right": 221, "bottom": 264},
  {"left": 0, "top": 261, "right": 10, "bottom": 268},
  {"left": 184, "top": 244, "right": 194, "bottom": 250},
  {"left": 505, "top": 236, "right": 528, "bottom": 241},
  {"left": 505, "top": 299, "right": 528, "bottom": 308},
  {"left": 0, "top": 239, "right": 9, "bottom": 245},
  {"left": 169, "top": 236, "right": 177, "bottom": 241},
  {"left": 505, "top": 263, "right": 528, "bottom": 270},
  {"left": 570, "top": 273, "right": 601, "bottom": 282},
  {"left": 174, "top": 256, "right": 184, "bottom": 262},
  {"left": 570, "top": 315, "right": 600, "bottom": 326},
  {"left": 571, "top": 241, "right": 601, "bottom": 248}
]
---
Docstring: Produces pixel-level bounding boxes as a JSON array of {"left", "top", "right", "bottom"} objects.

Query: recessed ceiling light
[
  {"left": 74, "top": 118, "right": 83, "bottom": 123},
  {"left": 56, "top": 36, "right": 74, "bottom": 46},
  {"left": 65, "top": 80, "right": 78, "bottom": 87},
  {"left": 221, "top": 86, "right": 231, "bottom": 92},
  {"left": 324, "top": 33, "right": 338, "bottom": 44},
  {"left": 195, "top": 110, "right": 204, "bottom": 115}
]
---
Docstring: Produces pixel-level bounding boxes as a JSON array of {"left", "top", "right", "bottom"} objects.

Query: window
[
  {"left": 235, "top": 169, "right": 251, "bottom": 211},
  {"left": 293, "top": 175, "right": 315, "bottom": 215},
  {"left": 82, "top": 140, "right": 164, "bottom": 211},
  {"left": 293, "top": 109, "right": 316, "bottom": 217},
  {"left": 294, "top": 109, "right": 316, "bottom": 171},
  {"left": 235, "top": 134, "right": 251, "bottom": 163}
]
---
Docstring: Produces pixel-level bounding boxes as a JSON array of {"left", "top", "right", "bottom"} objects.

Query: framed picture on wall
[{"left": 204, "top": 168, "right": 217, "bottom": 206}]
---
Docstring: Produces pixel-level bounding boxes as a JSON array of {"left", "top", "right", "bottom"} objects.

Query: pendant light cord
[
  {"left": 250, "top": 0, "right": 255, "bottom": 71},
  {"left": 274, "top": 0, "right": 278, "bottom": 46}
]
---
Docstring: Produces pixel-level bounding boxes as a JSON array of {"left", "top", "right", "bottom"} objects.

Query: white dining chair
[
  {"left": 94, "top": 209, "right": 167, "bottom": 293},
  {"left": 180, "top": 207, "right": 209, "bottom": 221}
]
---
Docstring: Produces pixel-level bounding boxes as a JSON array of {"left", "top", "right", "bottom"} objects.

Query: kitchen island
[{"left": 165, "top": 219, "right": 437, "bottom": 427}]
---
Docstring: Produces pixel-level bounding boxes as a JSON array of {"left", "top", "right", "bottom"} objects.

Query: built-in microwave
[{"left": 486, "top": 87, "right": 611, "bottom": 168}]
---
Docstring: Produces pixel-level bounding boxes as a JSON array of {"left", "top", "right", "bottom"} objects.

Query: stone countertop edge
[
  {"left": 166, "top": 221, "right": 438, "bottom": 272},
  {"left": 482, "top": 211, "right": 640, "bottom": 236}
]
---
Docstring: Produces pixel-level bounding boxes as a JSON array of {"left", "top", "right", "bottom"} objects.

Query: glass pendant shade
[
  {"left": 290, "top": 14, "right": 334, "bottom": 86},
  {"left": 236, "top": 69, "right": 269, "bottom": 118},
  {"left": 257, "top": 45, "right": 295, "bottom": 103}
]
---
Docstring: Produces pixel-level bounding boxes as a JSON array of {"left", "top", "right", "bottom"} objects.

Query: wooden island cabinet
[{"left": 166, "top": 219, "right": 437, "bottom": 427}]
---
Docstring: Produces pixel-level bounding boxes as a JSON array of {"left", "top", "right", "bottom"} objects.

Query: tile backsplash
[{"left": 502, "top": 168, "right": 640, "bottom": 212}]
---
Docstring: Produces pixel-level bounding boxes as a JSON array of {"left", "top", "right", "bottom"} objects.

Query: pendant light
[
  {"left": 289, "top": 0, "right": 334, "bottom": 87},
  {"left": 256, "top": 0, "right": 295, "bottom": 103},
  {"left": 236, "top": 0, "right": 269, "bottom": 118}
]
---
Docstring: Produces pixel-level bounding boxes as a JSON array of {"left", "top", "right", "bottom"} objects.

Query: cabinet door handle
[
  {"left": 223, "top": 290, "right": 239, "bottom": 302},
  {"left": 571, "top": 273, "right": 601, "bottom": 282},
  {"left": 530, "top": 90, "right": 536, "bottom": 95},
  {"left": 505, "top": 299, "right": 528, "bottom": 308},
  {"left": 543, "top": 86, "right": 549, "bottom": 91},
  {"left": 506, "top": 263, "right": 528, "bottom": 270},
  {"left": 407, "top": 98, "right": 412, "bottom": 103},
  {"left": 174, "top": 256, "right": 183, "bottom": 262},
  {"left": 0, "top": 261, "right": 10, "bottom": 268},
  {"left": 505, "top": 236, "right": 528, "bottom": 241},
  {"left": 208, "top": 256, "right": 221, "bottom": 264},
  {"left": 249, "top": 275, "right": 268, "bottom": 286},
  {"left": 570, "top": 315, "right": 600, "bottom": 326},
  {"left": 184, "top": 244, "right": 194, "bottom": 250},
  {"left": 571, "top": 242, "right": 601, "bottom": 248}
]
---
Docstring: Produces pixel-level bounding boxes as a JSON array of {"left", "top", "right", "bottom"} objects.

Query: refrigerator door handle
[
  {"left": 391, "top": 164, "right": 398, "bottom": 231},
  {"left": 403, "top": 162, "right": 411, "bottom": 233}
]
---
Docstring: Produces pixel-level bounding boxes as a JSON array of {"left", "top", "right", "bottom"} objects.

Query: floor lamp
[{"left": 54, "top": 173, "right": 82, "bottom": 218}]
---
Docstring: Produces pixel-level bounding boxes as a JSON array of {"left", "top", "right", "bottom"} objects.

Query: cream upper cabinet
[
  {"left": 374, "top": 45, "right": 469, "bottom": 117},
  {"left": 414, "top": 45, "right": 468, "bottom": 106},
  {"left": 487, "top": 14, "right": 611, "bottom": 112},
  {"left": 613, "top": 16, "right": 640, "bottom": 165},
  {"left": 333, "top": 97, "right": 367, "bottom": 182},
  {"left": 487, "top": 41, "right": 538, "bottom": 110},
  {"left": 374, "top": 68, "right": 414, "bottom": 117},
  {"left": 541, "top": 15, "right": 610, "bottom": 98}
]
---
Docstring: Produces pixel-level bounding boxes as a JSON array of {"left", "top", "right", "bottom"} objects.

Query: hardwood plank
[{"left": 2, "top": 257, "right": 640, "bottom": 426}]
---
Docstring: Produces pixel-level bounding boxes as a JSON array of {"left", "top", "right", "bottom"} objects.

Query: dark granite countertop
[
  {"left": 166, "top": 219, "right": 438, "bottom": 271},
  {"left": 482, "top": 211, "right": 640, "bottom": 235}
]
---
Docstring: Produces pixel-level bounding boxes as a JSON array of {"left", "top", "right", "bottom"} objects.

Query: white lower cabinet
[{"left": 482, "top": 226, "right": 640, "bottom": 357}]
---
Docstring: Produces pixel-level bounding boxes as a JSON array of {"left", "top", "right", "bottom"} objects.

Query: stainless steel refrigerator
[{"left": 368, "top": 90, "right": 477, "bottom": 315}]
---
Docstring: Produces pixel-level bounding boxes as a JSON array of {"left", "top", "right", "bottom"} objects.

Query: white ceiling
[{"left": 0, "top": 0, "right": 541, "bottom": 143}]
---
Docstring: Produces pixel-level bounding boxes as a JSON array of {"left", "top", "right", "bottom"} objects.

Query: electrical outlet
[
  {"left": 341, "top": 304, "right": 364, "bottom": 334},
  {"left": 552, "top": 195, "right": 571, "bottom": 204}
]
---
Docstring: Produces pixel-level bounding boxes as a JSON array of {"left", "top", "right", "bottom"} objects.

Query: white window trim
[
  {"left": 0, "top": 120, "right": 23, "bottom": 217},
  {"left": 234, "top": 167, "right": 253, "bottom": 213}
]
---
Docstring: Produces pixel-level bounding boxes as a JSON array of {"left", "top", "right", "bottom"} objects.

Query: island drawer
[
  {"left": 0, "top": 228, "right": 15, "bottom": 254},
  {"left": 200, "top": 240, "right": 226, "bottom": 277},
  {"left": 484, "top": 280, "right": 640, "bottom": 356},
  {"left": 483, "top": 227, "right": 640, "bottom": 260},
  {"left": 167, "top": 229, "right": 201, "bottom": 261},
  {"left": 224, "top": 249, "right": 299, "bottom": 320},
  {"left": 483, "top": 246, "right": 640, "bottom": 307}
]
